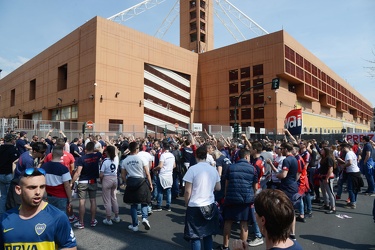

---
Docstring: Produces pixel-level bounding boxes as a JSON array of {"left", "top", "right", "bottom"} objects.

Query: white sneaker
[
  {"left": 113, "top": 217, "right": 121, "bottom": 223},
  {"left": 103, "top": 219, "right": 113, "bottom": 226},
  {"left": 142, "top": 218, "right": 151, "bottom": 230},
  {"left": 128, "top": 224, "right": 139, "bottom": 232},
  {"left": 248, "top": 237, "right": 264, "bottom": 247}
]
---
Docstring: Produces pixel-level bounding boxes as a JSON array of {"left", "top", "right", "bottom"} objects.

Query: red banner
[{"left": 284, "top": 109, "right": 303, "bottom": 135}]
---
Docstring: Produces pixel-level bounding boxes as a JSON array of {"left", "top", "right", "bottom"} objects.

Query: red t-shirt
[{"left": 44, "top": 150, "right": 75, "bottom": 174}]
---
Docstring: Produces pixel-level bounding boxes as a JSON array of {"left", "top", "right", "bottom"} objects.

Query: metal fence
[{"left": 0, "top": 118, "right": 352, "bottom": 145}]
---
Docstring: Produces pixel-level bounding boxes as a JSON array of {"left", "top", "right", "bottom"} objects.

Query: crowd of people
[{"left": 0, "top": 127, "right": 374, "bottom": 249}]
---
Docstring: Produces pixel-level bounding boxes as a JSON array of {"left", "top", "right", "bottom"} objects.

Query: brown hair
[{"left": 254, "top": 189, "right": 294, "bottom": 243}]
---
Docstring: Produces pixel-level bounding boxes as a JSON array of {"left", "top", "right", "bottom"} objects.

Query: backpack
[{"left": 172, "top": 149, "right": 185, "bottom": 174}]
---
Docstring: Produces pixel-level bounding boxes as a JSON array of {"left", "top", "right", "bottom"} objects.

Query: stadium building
[{"left": 0, "top": 0, "right": 372, "bottom": 135}]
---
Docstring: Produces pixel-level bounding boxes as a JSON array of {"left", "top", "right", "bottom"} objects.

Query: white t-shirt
[
  {"left": 159, "top": 151, "right": 175, "bottom": 177},
  {"left": 137, "top": 151, "right": 153, "bottom": 168},
  {"left": 345, "top": 150, "right": 360, "bottom": 173},
  {"left": 100, "top": 156, "right": 119, "bottom": 176},
  {"left": 94, "top": 141, "right": 102, "bottom": 151},
  {"left": 121, "top": 155, "right": 146, "bottom": 178},
  {"left": 271, "top": 155, "right": 286, "bottom": 182},
  {"left": 183, "top": 161, "right": 220, "bottom": 207},
  {"left": 206, "top": 154, "right": 216, "bottom": 167}
]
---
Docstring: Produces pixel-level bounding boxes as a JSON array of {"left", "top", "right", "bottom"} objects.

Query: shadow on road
[{"left": 300, "top": 235, "right": 375, "bottom": 250}]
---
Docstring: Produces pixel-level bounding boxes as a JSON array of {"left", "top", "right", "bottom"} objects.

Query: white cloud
[{"left": 0, "top": 56, "right": 29, "bottom": 77}]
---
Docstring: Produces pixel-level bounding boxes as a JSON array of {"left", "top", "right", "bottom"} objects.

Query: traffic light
[
  {"left": 271, "top": 78, "right": 280, "bottom": 90},
  {"left": 82, "top": 122, "right": 86, "bottom": 134},
  {"left": 233, "top": 123, "right": 239, "bottom": 138}
]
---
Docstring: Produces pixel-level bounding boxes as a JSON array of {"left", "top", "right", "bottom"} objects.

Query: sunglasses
[{"left": 23, "top": 168, "right": 46, "bottom": 177}]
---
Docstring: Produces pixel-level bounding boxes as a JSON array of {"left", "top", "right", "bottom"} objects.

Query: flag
[{"left": 284, "top": 109, "right": 302, "bottom": 135}]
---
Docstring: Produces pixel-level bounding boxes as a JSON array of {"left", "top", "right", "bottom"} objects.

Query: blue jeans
[
  {"left": 137, "top": 203, "right": 152, "bottom": 214},
  {"left": 347, "top": 173, "right": 358, "bottom": 204},
  {"left": 47, "top": 196, "right": 68, "bottom": 212},
  {"left": 0, "top": 174, "right": 13, "bottom": 215},
  {"left": 250, "top": 205, "right": 262, "bottom": 238},
  {"left": 172, "top": 171, "right": 183, "bottom": 197},
  {"left": 336, "top": 176, "right": 344, "bottom": 197},
  {"left": 190, "top": 236, "right": 213, "bottom": 250},
  {"left": 151, "top": 174, "right": 158, "bottom": 200},
  {"left": 295, "top": 197, "right": 304, "bottom": 215},
  {"left": 156, "top": 176, "right": 171, "bottom": 207},
  {"left": 303, "top": 192, "right": 312, "bottom": 213},
  {"left": 360, "top": 159, "right": 374, "bottom": 193},
  {"left": 373, "top": 198, "right": 375, "bottom": 222},
  {"left": 130, "top": 204, "right": 148, "bottom": 226}
]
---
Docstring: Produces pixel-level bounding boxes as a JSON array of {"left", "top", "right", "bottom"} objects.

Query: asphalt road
[{"left": 71, "top": 182, "right": 375, "bottom": 250}]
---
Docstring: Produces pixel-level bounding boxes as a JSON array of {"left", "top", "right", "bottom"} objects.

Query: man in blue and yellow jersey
[{"left": 0, "top": 167, "right": 77, "bottom": 250}]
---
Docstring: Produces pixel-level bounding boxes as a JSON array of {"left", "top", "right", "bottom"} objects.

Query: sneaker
[
  {"left": 103, "top": 219, "right": 113, "bottom": 226},
  {"left": 344, "top": 203, "right": 356, "bottom": 209},
  {"left": 153, "top": 206, "right": 162, "bottom": 212},
  {"left": 74, "top": 222, "right": 85, "bottom": 229},
  {"left": 319, "top": 205, "right": 330, "bottom": 210},
  {"left": 296, "top": 216, "right": 306, "bottom": 223},
  {"left": 128, "top": 224, "right": 139, "bottom": 232},
  {"left": 325, "top": 210, "right": 336, "bottom": 214},
  {"left": 69, "top": 215, "right": 79, "bottom": 224},
  {"left": 113, "top": 217, "right": 121, "bottom": 223},
  {"left": 248, "top": 237, "right": 264, "bottom": 247},
  {"left": 305, "top": 213, "right": 313, "bottom": 218},
  {"left": 90, "top": 219, "right": 98, "bottom": 227},
  {"left": 247, "top": 232, "right": 256, "bottom": 241},
  {"left": 164, "top": 205, "right": 171, "bottom": 211},
  {"left": 142, "top": 218, "right": 151, "bottom": 230},
  {"left": 218, "top": 246, "right": 229, "bottom": 250}
]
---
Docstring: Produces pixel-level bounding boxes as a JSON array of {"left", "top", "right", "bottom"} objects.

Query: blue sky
[{"left": 1, "top": 0, "right": 374, "bottom": 106}]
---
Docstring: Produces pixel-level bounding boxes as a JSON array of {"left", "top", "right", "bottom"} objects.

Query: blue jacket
[{"left": 225, "top": 159, "right": 258, "bottom": 204}]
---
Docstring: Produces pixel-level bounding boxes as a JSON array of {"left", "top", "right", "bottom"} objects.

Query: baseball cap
[
  {"left": 4, "top": 133, "right": 17, "bottom": 142},
  {"left": 20, "top": 131, "right": 27, "bottom": 137}
]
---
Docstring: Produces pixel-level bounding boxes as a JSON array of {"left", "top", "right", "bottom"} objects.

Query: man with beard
[{"left": 0, "top": 167, "right": 77, "bottom": 249}]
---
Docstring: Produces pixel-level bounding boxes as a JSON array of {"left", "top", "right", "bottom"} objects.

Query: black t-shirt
[
  {"left": 319, "top": 157, "right": 334, "bottom": 176},
  {"left": 76, "top": 152, "right": 102, "bottom": 180},
  {"left": 216, "top": 155, "right": 231, "bottom": 183},
  {"left": 181, "top": 146, "right": 197, "bottom": 166},
  {"left": 0, "top": 145, "right": 19, "bottom": 174},
  {"left": 70, "top": 143, "right": 80, "bottom": 158}
]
